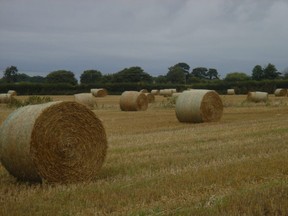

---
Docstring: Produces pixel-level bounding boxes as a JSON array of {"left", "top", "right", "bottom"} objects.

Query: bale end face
[
  {"left": 176, "top": 90, "right": 223, "bottom": 123},
  {"left": 120, "top": 91, "right": 148, "bottom": 111},
  {"left": 0, "top": 101, "right": 107, "bottom": 183}
]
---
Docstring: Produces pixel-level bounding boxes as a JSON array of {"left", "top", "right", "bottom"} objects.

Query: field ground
[{"left": 0, "top": 94, "right": 288, "bottom": 215}]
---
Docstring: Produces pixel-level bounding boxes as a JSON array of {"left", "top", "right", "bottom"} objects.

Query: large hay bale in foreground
[
  {"left": 274, "top": 88, "right": 287, "bottom": 97},
  {"left": 0, "top": 101, "right": 107, "bottom": 183},
  {"left": 0, "top": 93, "right": 12, "bottom": 103},
  {"left": 247, "top": 91, "right": 268, "bottom": 102},
  {"left": 227, "top": 89, "right": 235, "bottom": 95},
  {"left": 7, "top": 90, "right": 17, "bottom": 96},
  {"left": 74, "top": 93, "right": 97, "bottom": 109},
  {"left": 175, "top": 90, "right": 223, "bottom": 123},
  {"left": 91, "top": 88, "right": 108, "bottom": 97},
  {"left": 120, "top": 91, "right": 148, "bottom": 111}
]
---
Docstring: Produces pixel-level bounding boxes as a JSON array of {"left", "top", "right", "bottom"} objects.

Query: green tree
[
  {"left": 80, "top": 70, "right": 102, "bottom": 84},
  {"left": 46, "top": 70, "right": 77, "bottom": 85},
  {"left": 263, "top": 63, "right": 280, "bottom": 79},
  {"left": 101, "top": 74, "right": 114, "bottom": 83},
  {"left": 207, "top": 68, "right": 219, "bottom": 80},
  {"left": 30, "top": 76, "right": 46, "bottom": 83},
  {"left": 174, "top": 62, "right": 190, "bottom": 83},
  {"left": 224, "top": 72, "right": 250, "bottom": 82},
  {"left": 16, "top": 73, "right": 31, "bottom": 82},
  {"left": 252, "top": 65, "right": 264, "bottom": 80},
  {"left": 174, "top": 62, "right": 190, "bottom": 73},
  {"left": 190, "top": 67, "right": 208, "bottom": 79},
  {"left": 154, "top": 75, "right": 167, "bottom": 84},
  {"left": 3, "top": 66, "right": 18, "bottom": 83},
  {"left": 113, "top": 66, "right": 152, "bottom": 83},
  {"left": 166, "top": 65, "right": 186, "bottom": 84}
]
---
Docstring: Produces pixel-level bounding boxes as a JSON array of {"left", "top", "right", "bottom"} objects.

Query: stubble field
[{"left": 0, "top": 94, "right": 288, "bottom": 215}]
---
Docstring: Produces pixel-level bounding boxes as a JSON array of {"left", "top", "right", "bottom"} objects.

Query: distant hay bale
[
  {"left": 151, "top": 89, "right": 159, "bottom": 95},
  {"left": 91, "top": 88, "right": 108, "bottom": 97},
  {"left": 7, "top": 90, "right": 17, "bottom": 96},
  {"left": 274, "top": 88, "right": 287, "bottom": 97},
  {"left": 175, "top": 90, "right": 223, "bottom": 123},
  {"left": 227, "top": 89, "right": 235, "bottom": 95},
  {"left": 247, "top": 91, "right": 268, "bottom": 102},
  {"left": 159, "top": 89, "right": 173, "bottom": 97},
  {"left": 74, "top": 93, "right": 97, "bottom": 109},
  {"left": 140, "top": 89, "right": 148, "bottom": 93},
  {"left": 171, "top": 88, "right": 177, "bottom": 93},
  {"left": 144, "top": 93, "right": 155, "bottom": 103},
  {"left": 0, "top": 93, "right": 12, "bottom": 103},
  {"left": 172, "top": 92, "right": 182, "bottom": 98},
  {"left": 0, "top": 101, "right": 107, "bottom": 183},
  {"left": 120, "top": 91, "right": 148, "bottom": 111}
]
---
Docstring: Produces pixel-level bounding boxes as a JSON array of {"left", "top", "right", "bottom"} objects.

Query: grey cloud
[{"left": 1, "top": 0, "right": 288, "bottom": 78}]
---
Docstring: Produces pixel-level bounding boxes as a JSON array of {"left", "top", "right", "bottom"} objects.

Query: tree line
[{"left": 0, "top": 62, "right": 286, "bottom": 86}]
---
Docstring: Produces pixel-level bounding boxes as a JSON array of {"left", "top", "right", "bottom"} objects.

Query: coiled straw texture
[
  {"left": 120, "top": 91, "right": 148, "bottom": 111},
  {"left": 91, "top": 88, "right": 108, "bottom": 97},
  {"left": 0, "top": 101, "right": 107, "bottom": 183},
  {"left": 175, "top": 90, "right": 223, "bottom": 123},
  {"left": 274, "top": 88, "right": 287, "bottom": 97}
]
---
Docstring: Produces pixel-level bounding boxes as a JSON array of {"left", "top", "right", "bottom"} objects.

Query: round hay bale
[
  {"left": 227, "top": 89, "right": 235, "bottom": 95},
  {"left": 140, "top": 89, "right": 148, "bottom": 93},
  {"left": 159, "top": 89, "right": 173, "bottom": 97},
  {"left": 175, "top": 90, "right": 223, "bottom": 123},
  {"left": 120, "top": 91, "right": 148, "bottom": 111},
  {"left": 171, "top": 88, "right": 177, "bottom": 93},
  {"left": 0, "top": 101, "right": 107, "bottom": 183},
  {"left": 74, "top": 93, "right": 97, "bottom": 109},
  {"left": 151, "top": 89, "right": 159, "bottom": 95},
  {"left": 247, "top": 91, "right": 268, "bottom": 102},
  {"left": 0, "top": 93, "right": 12, "bottom": 103},
  {"left": 7, "top": 90, "right": 17, "bottom": 96},
  {"left": 274, "top": 88, "right": 287, "bottom": 97},
  {"left": 144, "top": 93, "right": 155, "bottom": 103},
  {"left": 91, "top": 88, "right": 108, "bottom": 97}
]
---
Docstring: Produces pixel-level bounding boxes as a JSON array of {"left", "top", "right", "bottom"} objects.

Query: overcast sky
[{"left": 1, "top": 0, "right": 288, "bottom": 79}]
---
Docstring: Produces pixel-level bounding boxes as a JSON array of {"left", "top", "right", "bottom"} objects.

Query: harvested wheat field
[{"left": 1, "top": 94, "right": 288, "bottom": 215}]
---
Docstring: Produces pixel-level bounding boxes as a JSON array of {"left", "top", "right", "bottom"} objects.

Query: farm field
[{"left": 0, "top": 94, "right": 288, "bottom": 215}]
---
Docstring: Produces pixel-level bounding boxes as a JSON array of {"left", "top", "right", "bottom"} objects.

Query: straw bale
[
  {"left": 74, "top": 93, "right": 97, "bottom": 109},
  {"left": 159, "top": 89, "right": 173, "bottom": 97},
  {"left": 227, "top": 89, "right": 235, "bottom": 95},
  {"left": 91, "top": 88, "right": 108, "bottom": 97},
  {"left": 120, "top": 91, "right": 148, "bottom": 111},
  {"left": 151, "top": 89, "right": 159, "bottom": 95},
  {"left": 274, "top": 88, "right": 287, "bottom": 97},
  {"left": 0, "top": 101, "right": 107, "bottom": 183},
  {"left": 175, "top": 90, "right": 223, "bottom": 123},
  {"left": 144, "top": 93, "right": 155, "bottom": 103},
  {"left": 247, "top": 91, "right": 268, "bottom": 102},
  {"left": 0, "top": 93, "right": 12, "bottom": 103},
  {"left": 7, "top": 90, "right": 17, "bottom": 96}
]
